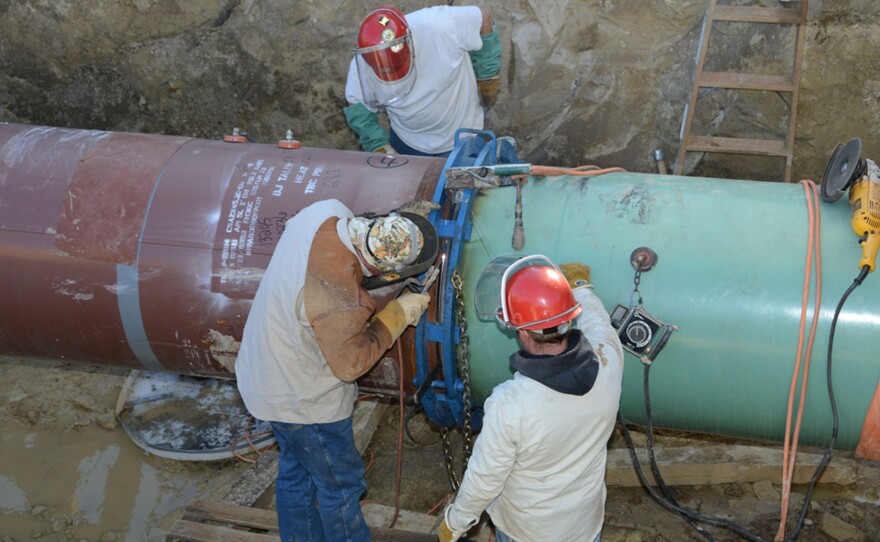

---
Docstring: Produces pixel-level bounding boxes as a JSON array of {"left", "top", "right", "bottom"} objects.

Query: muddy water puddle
[{"left": 0, "top": 357, "right": 251, "bottom": 541}]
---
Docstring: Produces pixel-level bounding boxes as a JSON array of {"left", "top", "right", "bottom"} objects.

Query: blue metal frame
[{"left": 413, "top": 129, "right": 518, "bottom": 429}]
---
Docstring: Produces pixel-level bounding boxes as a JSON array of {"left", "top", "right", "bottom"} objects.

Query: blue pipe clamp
[{"left": 413, "top": 129, "right": 518, "bottom": 431}]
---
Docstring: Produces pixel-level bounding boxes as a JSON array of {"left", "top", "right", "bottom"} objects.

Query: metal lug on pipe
[
  {"left": 223, "top": 127, "right": 248, "bottom": 143},
  {"left": 630, "top": 247, "right": 659, "bottom": 272},
  {"left": 277, "top": 128, "right": 302, "bottom": 150},
  {"left": 653, "top": 148, "right": 668, "bottom": 175}
]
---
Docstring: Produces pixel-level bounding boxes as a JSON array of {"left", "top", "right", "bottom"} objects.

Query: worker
[
  {"left": 437, "top": 256, "right": 625, "bottom": 542},
  {"left": 343, "top": 5, "right": 502, "bottom": 157},
  {"left": 235, "top": 198, "right": 435, "bottom": 542}
]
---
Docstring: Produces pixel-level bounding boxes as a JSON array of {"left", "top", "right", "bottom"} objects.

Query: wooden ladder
[{"left": 675, "top": 0, "right": 809, "bottom": 182}]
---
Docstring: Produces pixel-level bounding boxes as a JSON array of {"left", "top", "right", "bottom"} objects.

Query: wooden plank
[
  {"left": 606, "top": 443, "right": 858, "bottom": 487},
  {"left": 167, "top": 519, "right": 277, "bottom": 542},
  {"left": 714, "top": 5, "right": 803, "bottom": 24},
  {"left": 687, "top": 135, "right": 788, "bottom": 157},
  {"left": 362, "top": 502, "right": 441, "bottom": 535},
  {"left": 371, "top": 527, "right": 443, "bottom": 542},
  {"left": 699, "top": 71, "right": 794, "bottom": 92},
  {"left": 183, "top": 500, "right": 277, "bottom": 531},
  {"left": 167, "top": 501, "right": 456, "bottom": 542}
]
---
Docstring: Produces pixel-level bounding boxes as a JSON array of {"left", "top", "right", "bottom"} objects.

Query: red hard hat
[
  {"left": 357, "top": 7, "right": 412, "bottom": 82},
  {"left": 501, "top": 264, "right": 582, "bottom": 331}
]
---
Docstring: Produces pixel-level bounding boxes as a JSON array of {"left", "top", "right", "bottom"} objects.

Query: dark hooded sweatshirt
[{"left": 508, "top": 329, "right": 599, "bottom": 396}]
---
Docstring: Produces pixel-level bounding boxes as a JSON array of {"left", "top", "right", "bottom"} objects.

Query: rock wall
[{"left": 0, "top": 0, "right": 877, "bottom": 183}]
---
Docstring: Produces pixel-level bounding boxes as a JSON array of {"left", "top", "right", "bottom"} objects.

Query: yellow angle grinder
[{"left": 821, "top": 137, "right": 880, "bottom": 272}]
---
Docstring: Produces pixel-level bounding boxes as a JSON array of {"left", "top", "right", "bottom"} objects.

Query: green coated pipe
[{"left": 460, "top": 172, "right": 880, "bottom": 450}]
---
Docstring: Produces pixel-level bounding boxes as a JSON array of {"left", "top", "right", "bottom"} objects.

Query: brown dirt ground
[
  {"left": 2, "top": 358, "right": 879, "bottom": 541},
  {"left": 359, "top": 401, "right": 880, "bottom": 542}
]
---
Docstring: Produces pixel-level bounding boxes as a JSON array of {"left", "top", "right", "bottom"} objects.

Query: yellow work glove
[
  {"left": 560, "top": 262, "right": 591, "bottom": 289},
  {"left": 436, "top": 518, "right": 462, "bottom": 542},
  {"left": 397, "top": 199, "right": 441, "bottom": 218},
  {"left": 398, "top": 292, "right": 430, "bottom": 326},
  {"left": 373, "top": 292, "right": 430, "bottom": 343},
  {"left": 372, "top": 144, "right": 398, "bottom": 155},
  {"left": 477, "top": 76, "right": 501, "bottom": 108}
]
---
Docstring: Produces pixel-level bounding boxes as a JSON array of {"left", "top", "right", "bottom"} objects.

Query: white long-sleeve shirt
[
  {"left": 345, "top": 5, "right": 485, "bottom": 154},
  {"left": 446, "top": 287, "right": 625, "bottom": 541}
]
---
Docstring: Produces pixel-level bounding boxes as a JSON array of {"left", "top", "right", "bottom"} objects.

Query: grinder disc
[{"left": 821, "top": 137, "right": 863, "bottom": 202}]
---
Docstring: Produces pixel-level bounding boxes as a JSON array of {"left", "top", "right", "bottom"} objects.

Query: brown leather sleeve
[{"left": 303, "top": 218, "right": 394, "bottom": 382}]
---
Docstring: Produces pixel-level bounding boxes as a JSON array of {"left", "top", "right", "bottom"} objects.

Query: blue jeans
[
  {"left": 271, "top": 418, "right": 371, "bottom": 542},
  {"left": 496, "top": 529, "right": 601, "bottom": 542},
  {"left": 389, "top": 128, "right": 451, "bottom": 157}
]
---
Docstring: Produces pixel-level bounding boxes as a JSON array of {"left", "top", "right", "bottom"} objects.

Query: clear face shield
[
  {"left": 353, "top": 32, "right": 417, "bottom": 108},
  {"left": 474, "top": 254, "right": 576, "bottom": 331}
]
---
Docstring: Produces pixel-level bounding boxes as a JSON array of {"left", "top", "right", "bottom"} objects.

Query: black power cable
[{"left": 620, "top": 265, "right": 869, "bottom": 541}]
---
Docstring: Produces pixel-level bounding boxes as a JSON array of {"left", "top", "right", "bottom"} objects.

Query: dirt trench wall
[{"left": 0, "top": 0, "right": 877, "bottom": 183}]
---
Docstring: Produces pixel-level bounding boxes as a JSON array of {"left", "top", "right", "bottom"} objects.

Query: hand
[
  {"left": 397, "top": 292, "right": 430, "bottom": 327},
  {"left": 560, "top": 262, "right": 591, "bottom": 289},
  {"left": 436, "top": 518, "right": 462, "bottom": 542},
  {"left": 477, "top": 76, "right": 500, "bottom": 108},
  {"left": 397, "top": 199, "right": 441, "bottom": 218},
  {"left": 373, "top": 144, "right": 398, "bottom": 155}
]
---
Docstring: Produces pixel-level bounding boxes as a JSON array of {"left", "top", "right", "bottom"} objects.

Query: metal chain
[
  {"left": 453, "top": 270, "right": 474, "bottom": 465},
  {"left": 629, "top": 267, "right": 644, "bottom": 308},
  {"left": 440, "top": 269, "right": 475, "bottom": 492},
  {"left": 440, "top": 426, "right": 460, "bottom": 491}
]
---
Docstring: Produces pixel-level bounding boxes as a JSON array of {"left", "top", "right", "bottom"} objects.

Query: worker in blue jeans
[
  {"left": 271, "top": 418, "right": 368, "bottom": 540},
  {"left": 235, "top": 200, "right": 435, "bottom": 541}
]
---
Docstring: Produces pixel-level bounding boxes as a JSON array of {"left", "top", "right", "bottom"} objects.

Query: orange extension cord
[
  {"left": 528, "top": 164, "right": 627, "bottom": 176},
  {"left": 775, "top": 180, "right": 823, "bottom": 541},
  {"left": 388, "top": 339, "right": 406, "bottom": 529},
  {"left": 512, "top": 163, "right": 627, "bottom": 181}
]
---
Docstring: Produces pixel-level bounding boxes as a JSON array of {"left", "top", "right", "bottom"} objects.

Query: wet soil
[
  {"left": 2, "top": 358, "right": 879, "bottom": 541},
  {"left": 362, "top": 404, "right": 880, "bottom": 542},
  {"left": 0, "top": 356, "right": 252, "bottom": 542}
]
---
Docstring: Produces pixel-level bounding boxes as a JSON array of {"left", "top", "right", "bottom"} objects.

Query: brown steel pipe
[{"left": 0, "top": 123, "right": 443, "bottom": 391}]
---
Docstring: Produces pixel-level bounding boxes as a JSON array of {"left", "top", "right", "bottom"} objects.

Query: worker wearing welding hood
[
  {"left": 437, "top": 256, "right": 624, "bottom": 542},
  {"left": 236, "top": 198, "right": 435, "bottom": 542},
  {"left": 344, "top": 5, "right": 501, "bottom": 156}
]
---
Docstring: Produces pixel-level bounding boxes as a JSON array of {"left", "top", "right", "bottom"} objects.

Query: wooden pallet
[
  {"left": 676, "top": 0, "right": 809, "bottom": 182},
  {"left": 166, "top": 500, "right": 441, "bottom": 542}
]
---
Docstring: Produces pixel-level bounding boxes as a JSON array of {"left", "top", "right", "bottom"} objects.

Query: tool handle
[
  {"left": 493, "top": 163, "right": 531, "bottom": 176},
  {"left": 512, "top": 181, "right": 525, "bottom": 250},
  {"left": 859, "top": 232, "right": 880, "bottom": 272}
]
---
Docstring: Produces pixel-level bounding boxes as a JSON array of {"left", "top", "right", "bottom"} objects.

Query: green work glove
[
  {"left": 560, "top": 262, "right": 591, "bottom": 289},
  {"left": 469, "top": 22, "right": 501, "bottom": 80},
  {"left": 343, "top": 102, "right": 390, "bottom": 152}
]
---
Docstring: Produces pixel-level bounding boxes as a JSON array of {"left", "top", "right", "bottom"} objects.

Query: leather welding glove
[
  {"left": 373, "top": 292, "right": 430, "bottom": 343},
  {"left": 477, "top": 76, "right": 501, "bottom": 108},
  {"left": 436, "top": 518, "right": 463, "bottom": 542},
  {"left": 436, "top": 502, "right": 473, "bottom": 542},
  {"left": 397, "top": 199, "right": 441, "bottom": 218},
  {"left": 372, "top": 144, "right": 398, "bottom": 155},
  {"left": 560, "top": 262, "right": 591, "bottom": 290}
]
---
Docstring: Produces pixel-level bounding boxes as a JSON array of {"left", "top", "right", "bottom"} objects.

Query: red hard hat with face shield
[
  {"left": 354, "top": 7, "right": 417, "bottom": 106},
  {"left": 496, "top": 255, "right": 582, "bottom": 332},
  {"left": 357, "top": 7, "right": 412, "bottom": 81}
]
